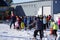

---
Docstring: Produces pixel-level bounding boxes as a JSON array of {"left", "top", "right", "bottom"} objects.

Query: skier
[
  {"left": 15, "top": 20, "right": 19, "bottom": 30},
  {"left": 23, "top": 16, "right": 27, "bottom": 30},
  {"left": 30, "top": 16, "right": 44, "bottom": 40},
  {"left": 21, "top": 20, "right": 25, "bottom": 29},
  {"left": 43, "top": 16, "right": 47, "bottom": 30},
  {"left": 58, "top": 17, "right": 60, "bottom": 29},
  {"left": 50, "top": 20, "right": 58, "bottom": 40},
  {"left": 52, "top": 22, "right": 58, "bottom": 40},
  {"left": 10, "top": 12, "right": 16, "bottom": 29},
  {"left": 16, "top": 16, "right": 22, "bottom": 29}
]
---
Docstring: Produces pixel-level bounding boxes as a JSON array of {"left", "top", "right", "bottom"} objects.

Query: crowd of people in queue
[{"left": 9, "top": 13, "right": 60, "bottom": 40}]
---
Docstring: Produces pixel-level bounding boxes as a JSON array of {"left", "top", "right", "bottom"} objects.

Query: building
[
  {"left": 11, "top": 0, "right": 60, "bottom": 20},
  {"left": 11, "top": 0, "right": 60, "bottom": 21}
]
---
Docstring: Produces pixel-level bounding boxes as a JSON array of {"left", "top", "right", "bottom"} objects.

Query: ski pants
[{"left": 34, "top": 30, "right": 44, "bottom": 39}]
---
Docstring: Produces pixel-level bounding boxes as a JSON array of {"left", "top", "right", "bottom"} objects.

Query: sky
[{"left": 13, "top": 0, "right": 37, "bottom": 3}]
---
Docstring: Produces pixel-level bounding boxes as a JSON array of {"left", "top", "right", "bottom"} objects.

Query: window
[{"left": 43, "top": 6, "right": 51, "bottom": 16}]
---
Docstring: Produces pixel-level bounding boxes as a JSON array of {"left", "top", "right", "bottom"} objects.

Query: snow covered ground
[{"left": 0, "top": 23, "right": 60, "bottom": 40}]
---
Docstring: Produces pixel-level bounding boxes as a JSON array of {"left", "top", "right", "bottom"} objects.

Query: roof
[{"left": 11, "top": 0, "right": 53, "bottom": 5}]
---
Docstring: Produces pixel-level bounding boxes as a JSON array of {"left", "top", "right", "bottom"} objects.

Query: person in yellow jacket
[
  {"left": 21, "top": 21, "right": 25, "bottom": 29},
  {"left": 52, "top": 22, "right": 58, "bottom": 40},
  {"left": 50, "top": 19, "right": 54, "bottom": 35}
]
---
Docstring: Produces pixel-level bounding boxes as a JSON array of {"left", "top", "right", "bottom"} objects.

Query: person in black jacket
[
  {"left": 29, "top": 16, "right": 44, "bottom": 40},
  {"left": 10, "top": 13, "right": 16, "bottom": 29},
  {"left": 33, "top": 17, "right": 44, "bottom": 40}
]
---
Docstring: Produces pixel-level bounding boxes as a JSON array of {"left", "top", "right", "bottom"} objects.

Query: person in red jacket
[{"left": 16, "top": 16, "right": 22, "bottom": 29}]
